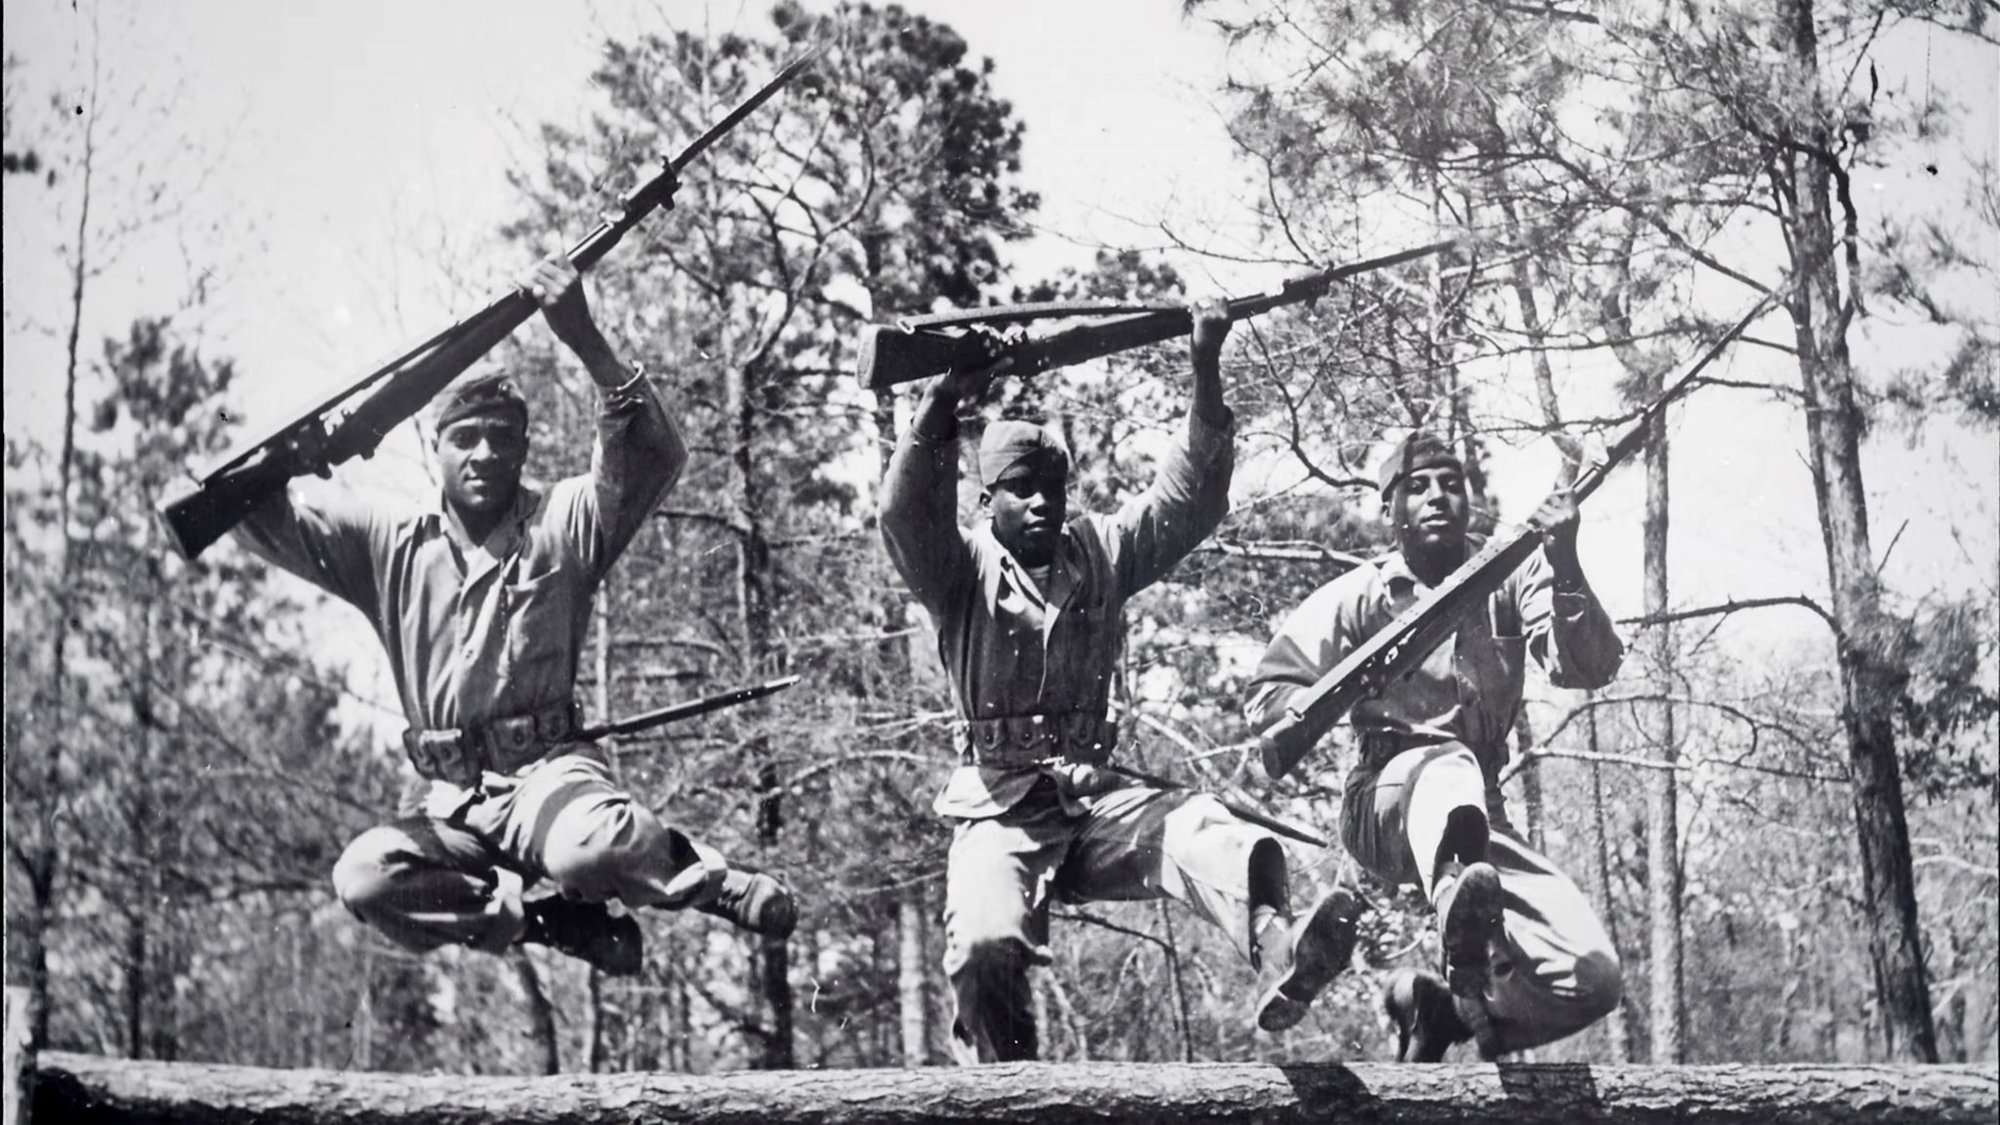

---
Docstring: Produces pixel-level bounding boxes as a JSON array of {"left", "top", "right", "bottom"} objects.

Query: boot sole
[
  {"left": 1441, "top": 862, "right": 1501, "bottom": 997},
  {"left": 1255, "top": 888, "right": 1363, "bottom": 1032},
  {"left": 1441, "top": 862, "right": 1502, "bottom": 1057}
]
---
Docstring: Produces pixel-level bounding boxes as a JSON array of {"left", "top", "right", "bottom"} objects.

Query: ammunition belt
[
  {"left": 402, "top": 699, "right": 582, "bottom": 787},
  {"left": 955, "top": 712, "right": 1117, "bottom": 768}
]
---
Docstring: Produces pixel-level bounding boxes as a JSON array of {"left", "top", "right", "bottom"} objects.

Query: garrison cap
[
  {"left": 433, "top": 368, "right": 529, "bottom": 435},
  {"left": 978, "top": 420, "right": 1071, "bottom": 489},
  {"left": 1378, "top": 431, "right": 1462, "bottom": 496}
]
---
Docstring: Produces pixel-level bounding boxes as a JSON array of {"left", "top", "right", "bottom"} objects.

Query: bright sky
[{"left": 5, "top": 0, "right": 1996, "bottom": 725}]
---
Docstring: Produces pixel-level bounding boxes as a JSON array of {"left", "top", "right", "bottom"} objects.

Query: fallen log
[{"left": 36, "top": 1051, "right": 1998, "bottom": 1125}]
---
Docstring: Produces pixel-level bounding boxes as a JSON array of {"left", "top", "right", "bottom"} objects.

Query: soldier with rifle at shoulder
[
  {"left": 232, "top": 251, "right": 797, "bottom": 976},
  {"left": 878, "top": 302, "right": 1361, "bottom": 1064},
  {"left": 1244, "top": 433, "right": 1626, "bottom": 1060}
]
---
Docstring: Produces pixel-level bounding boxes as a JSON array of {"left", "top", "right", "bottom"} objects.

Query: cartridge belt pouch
[
  {"left": 954, "top": 712, "right": 1117, "bottom": 768},
  {"left": 402, "top": 699, "right": 582, "bottom": 787}
]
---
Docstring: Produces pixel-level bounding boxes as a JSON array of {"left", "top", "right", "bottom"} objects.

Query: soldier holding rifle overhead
[
  {"left": 1245, "top": 433, "right": 1626, "bottom": 1060},
  {"left": 233, "top": 252, "right": 796, "bottom": 976},
  {"left": 879, "top": 301, "right": 1360, "bottom": 1064}
]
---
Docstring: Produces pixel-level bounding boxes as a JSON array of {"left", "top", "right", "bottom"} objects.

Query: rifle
[
  {"left": 572, "top": 675, "right": 800, "bottom": 742},
  {"left": 156, "top": 48, "right": 821, "bottom": 560},
  {"left": 855, "top": 239, "right": 1457, "bottom": 391},
  {"left": 1254, "top": 288, "right": 1786, "bottom": 780}
]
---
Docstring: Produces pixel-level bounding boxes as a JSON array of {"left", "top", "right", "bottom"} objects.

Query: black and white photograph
[{"left": 3, "top": 1, "right": 1996, "bottom": 1121}]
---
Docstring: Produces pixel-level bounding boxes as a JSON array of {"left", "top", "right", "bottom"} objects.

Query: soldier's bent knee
[{"left": 539, "top": 800, "right": 656, "bottom": 893}]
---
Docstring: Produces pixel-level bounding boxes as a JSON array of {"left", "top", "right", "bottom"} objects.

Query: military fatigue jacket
[
  {"left": 234, "top": 379, "right": 681, "bottom": 736},
  {"left": 1244, "top": 539, "right": 1624, "bottom": 773},
  {"left": 880, "top": 413, "right": 1234, "bottom": 819}
]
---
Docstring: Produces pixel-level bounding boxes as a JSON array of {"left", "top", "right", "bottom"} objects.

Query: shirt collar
[
  {"left": 439, "top": 483, "right": 538, "bottom": 565},
  {"left": 1378, "top": 534, "right": 1484, "bottom": 592},
  {"left": 977, "top": 521, "right": 1083, "bottom": 608},
  {"left": 1378, "top": 549, "right": 1421, "bottom": 591}
]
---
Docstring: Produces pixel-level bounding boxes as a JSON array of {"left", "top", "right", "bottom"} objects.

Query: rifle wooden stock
[
  {"left": 157, "top": 296, "right": 537, "bottom": 559},
  {"left": 856, "top": 323, "right": 1000, "bottom": 391},
  {"left": 1256, "top": 288, "right": 1784, "bottom": 779},
  {"left": 155, "top": 48, "right": 820, "bottom": 560},
  {"left": 155, "top": 439, "right": 318, "bottom": 561},
  {"left": 858, "top": 239, "right": 1456, "bottom": 392}
]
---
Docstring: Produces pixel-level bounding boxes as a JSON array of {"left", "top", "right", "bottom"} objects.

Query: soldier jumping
[{"left": 878, "top": 304, "right": 1360, "bottom": 1063}]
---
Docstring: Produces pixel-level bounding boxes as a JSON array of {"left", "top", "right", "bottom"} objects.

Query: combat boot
[
  {"left": 1433, "top": 859, "right": 1504, "bottom": 1056},
  {"left": 520, "top": 897, "right": 643, "bottom": 976},
  {"left": 697, "top": 868, "right": 798, "bottom": 938},
  {"left": 1434, "top": 862, "right": 1502, "bottom": 993},
  {"left": 1253, "top": 887, "right": 1365, "bottom": 1033},
  {"left": 1382, "top": 968, "right": 1472, "bottom": 1061}
]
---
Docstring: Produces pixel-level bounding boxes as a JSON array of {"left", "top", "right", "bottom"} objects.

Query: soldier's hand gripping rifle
[
  {"left": 855, "top": 239, "right": 1458, "bottom": 391},
  {"left": 1254, "top": 288, "right": 1787, "bottom": 781},
  {"left": 155, "top": 48, "right": 821, "bottom": 560}
]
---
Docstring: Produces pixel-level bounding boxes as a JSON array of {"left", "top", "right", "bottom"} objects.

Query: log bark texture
[{"left": 35, "top": 1052, "right": 1998, "bottom": 1125}]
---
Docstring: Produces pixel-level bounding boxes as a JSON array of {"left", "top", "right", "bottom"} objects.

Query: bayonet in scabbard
[{"left": 572, "top": 675, "right": 802, "bottom": 743}]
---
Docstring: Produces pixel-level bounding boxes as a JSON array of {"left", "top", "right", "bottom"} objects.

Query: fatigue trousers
[
  {"left": 331, "top": 751, "right": 723, "bottom": 955},
  {"left": 1345, "top": 741, "right": 1622, "bottom": 1054},
  {"left": 943, "top": 777, "right": 1283, "bottom": 1063}
]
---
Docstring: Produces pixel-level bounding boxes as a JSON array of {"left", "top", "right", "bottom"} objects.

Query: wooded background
[{"left": 4, "top": 0, "right": 1995, "bottom": 1077}]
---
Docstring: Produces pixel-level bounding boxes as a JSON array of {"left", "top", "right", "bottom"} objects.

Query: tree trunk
[
  {"left": 1585, "top": 706, "right": 1634, "bottom": 1062},
  {"left": 730, "top": 356, "right": 794, "bottom": 1070},
  {"left": 508, "top": 952, "right": 560, "bottom": 1076},
  {"left": 351, "top": 949, "right": 374, "bottom": 1071},
  {"left": 36, "top": 1052, "right": 1999, "bottom": 1125},
  {"left": 1779, "top": 0, "right": 1937, "bottom": 1063},
  {"left": 896, "top": 887, "right": 931, "bottom": 1067},
  {"left": 1155, "top": 901, "right": 1195, "bottom": 1064},
  {"left": 24, "top": 27, "right": 103, "bottom": 1058},
  {"left": 1640, "top": 378, "right": 1683, "bottom": 1063},
  {"left": 6, "top": 989, "right": 33, "bottom": 1125}
]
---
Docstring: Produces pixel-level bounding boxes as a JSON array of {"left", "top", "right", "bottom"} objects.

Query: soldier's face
[
  {"left": 437, "top": 414, "right": 528, "bottom": 516},
  {"left": 1387, "top": 465, "right": 1468, "bottom": 554},
  {"left": 985, "top": 461, "right": 1069, "bottom": 568}
]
